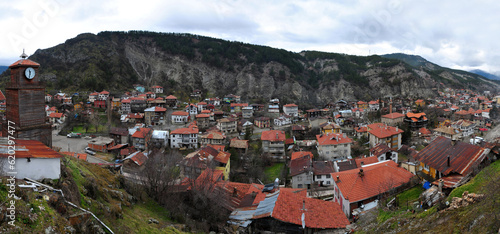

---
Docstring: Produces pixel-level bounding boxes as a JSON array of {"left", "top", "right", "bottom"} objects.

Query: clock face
[{"left": 25, "top": 67, "right": 35, "bottom": 79}]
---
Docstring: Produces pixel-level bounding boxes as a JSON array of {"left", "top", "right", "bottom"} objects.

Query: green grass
[
  {"left": 448, "top": 160, "right": 500, "bottom": 200},
  {"left": 264, "top": 163, "right": 284, "bottom": 183},
  {"left": 397, "top": 186, "right": 424, "bottom": 210},
  {"left": 415, "top": 206, "right": 437, "bottom": 219},
  {"left": 72, "top": 124, "right": 107, "bottom": 133}
]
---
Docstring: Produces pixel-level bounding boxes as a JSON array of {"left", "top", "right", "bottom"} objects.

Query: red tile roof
[
  {"left": 127, "top": 151, "right": 148, "bottom": 166},
  {"left": 131, "top": 128, "right": 151, "bottom": 139},
  {"left": 171, "top": 126, "right": 198, "bottom": 135},
  {"left": 291, "top": 151, "right": 313, "bottom": 161},
  {"left": 121, "top": 99, "right": 131, "bottom": 103},
  {"left": 207, "top": 144, "right": 225, "bottom": 152},
  {"left": 381, "top": 112, "right": 405, "bottom": 119},
  {"left": 283, "top": 104, "right": 298, "bottom": 107},
  {"left": 368, "top": 123, "right": 403, "bottom": 139},
  {"left": 196, "top": 114, "right": 210, "bottom": 118},
  {"left": 355, "top": 156, "right": 379, "bottom": 167},
  {"left": 49, "top": 112, "right": 64, "bottom": 118},
  {"left": 171, "top": 111, "right": 189, "bottom": 116},
  {"left": 0, "top": 90, "right": 5, "bottom": 101},
  {"left": 202, "top": 131, "right": 225, "bottom": 140},
  {"left": 261, "top": 130, "right": 286, "bottom": 142},
  {"left": 316, "top": 133, "right": 352, "bottom": 146},
  {"left": 0, "top": 140, "right": 63, "bottom": 159},
  {"left": 414, "top": 136, "right": 489, "bottom": 176},
  {"left": 271, "top": 189, "right": 349, "bottom": 229},
  {"left": 165, "top": 95, "right": 177, "bottom": 99},
  {"left": 9, "top": 59, "right": 40, "bottom": 68},
  {"left": 331, "top": 161, "right": 414, "bottom": 203}
]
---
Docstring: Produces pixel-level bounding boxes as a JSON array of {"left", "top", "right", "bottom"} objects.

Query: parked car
[
  {"left": 67, "top": 132, "right": 82, "bottom": 138},
  {"left": 85, "top": 147, "right": 96, "bottom": 155}
]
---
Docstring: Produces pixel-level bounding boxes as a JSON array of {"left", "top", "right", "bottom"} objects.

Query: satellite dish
[{"left": 301, "top": 213, "right": 305, "bottom": 229}]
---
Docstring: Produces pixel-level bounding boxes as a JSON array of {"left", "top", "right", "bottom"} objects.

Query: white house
[
  {"left": 0, "top": 139, "right": 62, "bottom": 180},
  {"left": 151, "top": 85, "right": 163, "bottom": 94},
  {"left": 274, "top": 115, "right": 292, "bottom": 127},
  {"left": 171, "top": 111, "right": 189, "bottom": 124},
  {"left": 451, "top": 120, "right": 476, "bottom": 138},
  {"left": 98, "top": 90, "right": 110, "bottom": 100},
  {"left": 283, "top": 104, "right": 299, "bottom": 117},
  {"left": 170, "top": 126, "right": 198, "bottom": 149},
  {"left": 185, "top": 104, "right": 198, "bottom": 115},
  {"left": 316, "top": 133, "right": 353, "bottom": 161}
]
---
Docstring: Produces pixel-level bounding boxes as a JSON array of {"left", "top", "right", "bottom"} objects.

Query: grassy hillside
[
  {"left": 0, "top": 156, "right": 186, "bottom": 233},
  {"left": 356, "top": 160, "right": 500, "bottom": 233}
]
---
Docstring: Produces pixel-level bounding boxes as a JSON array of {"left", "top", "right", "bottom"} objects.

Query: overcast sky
[{"left": 1, "top": 0, "right": 500, "bottom": 75}]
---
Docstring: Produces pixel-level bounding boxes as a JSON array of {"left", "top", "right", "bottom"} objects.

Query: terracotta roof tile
[
  {"left": 261, "top": 130, "right": 286, "bottom": 142},
  {"left": 291, "top": 151, "right": 313, "bottom": 161},
  {"left": 171, "top": 111, "right": 189, "bottom": 116},
  {"left": 9, "top": 59, "right": 40, "bottom": 68},
  {"left": 368, "top": 123, "right": 403, "bottom": 139},
  {"left": 271, "top": 189, "right": 349, "bottom": 229},
  {"left": 316, "top": 133, "right": 352, "bottom": 146},
  {"left": 331, "top": 161, "right": 414, "bottom": 202}
]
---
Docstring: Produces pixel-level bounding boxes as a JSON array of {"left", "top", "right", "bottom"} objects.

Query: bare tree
[{"left": 139, "top": 149, "right": 183, "bottom": 201}]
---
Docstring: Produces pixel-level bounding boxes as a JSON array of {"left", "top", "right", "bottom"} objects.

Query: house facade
[
  {"left": 170, "top": 125, "right": 199, "bottom": 149},
  {"left": 261, "top": 130, "right": 286, "bottom": 159},
  {"left": 316, "top": 133, "right": 353, "bottom": 161},
  {"left": 217, "top": 118, "right": 237, "bottom": 134},
  {"left": 171, "top": 111, "right": 189, "bottom": 124},
  {"left": 367, "top": 123, "right": 403, "bottom": 150},
  {"left": 283, "top": 104, "right": 299, "bottom": 117},
  {"left": 331, "top": 160, "right": 414, "bottom": 217}
]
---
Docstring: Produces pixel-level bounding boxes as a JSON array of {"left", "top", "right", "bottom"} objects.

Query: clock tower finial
[{"left": 20, "top": 49, "right": 28, "bottom": 59}]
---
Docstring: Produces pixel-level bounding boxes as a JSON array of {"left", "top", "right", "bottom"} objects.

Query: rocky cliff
[{"left": 4, "top": 31, "right": 497, "bottom": 106}]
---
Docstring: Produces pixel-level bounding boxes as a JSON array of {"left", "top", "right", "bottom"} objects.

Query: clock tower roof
[{"left": 9, "top": 58, "right": 40, "bottom": 68}]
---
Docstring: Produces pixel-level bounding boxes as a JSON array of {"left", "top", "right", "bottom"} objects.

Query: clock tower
[{"left": 2, "top": 51, "right": 52, "bottom": 147}]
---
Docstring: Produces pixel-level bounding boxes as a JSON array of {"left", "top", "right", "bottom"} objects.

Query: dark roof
[
  {"left": 313, "top": 161, "right": 335, "bottom": 175},
  {"left": 289, "top": 155, "right": 312, "bottom": 176},
  {"left": 414, "top": 136, "right": 489, "bottom": 176},
  {"left": 110, "top": 127, "right": 128, "bottom": 136},
  {"left": 370, "top": 143, "right": 392, "bottom": 157},
  {"left": 335, "top": 159, "right": 358, "bottom": 172}
]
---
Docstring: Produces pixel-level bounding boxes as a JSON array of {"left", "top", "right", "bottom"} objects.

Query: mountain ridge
[{"left": 1, "top": 31, "right": 497, "bottom": 106}]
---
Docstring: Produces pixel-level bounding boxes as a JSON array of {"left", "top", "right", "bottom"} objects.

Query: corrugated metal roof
[
  {"left": 415, "top": 136, "right": 489, "bottom": 176},
  {"left": 0, "top": 139, "right": 62, "bottom": 159}
]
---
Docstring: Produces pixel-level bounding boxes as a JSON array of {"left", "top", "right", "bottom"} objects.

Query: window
[
  {"left": 424, "top": 164, "right": 429, "bottom": 171},
  {"left": 297, "top": 176, "right": 302, "bottom": 181},
  {"left": 298, "top": 184, "right": 303, "bottom": 188},
  {"left": 316, "top": 175, "right": 322, "bottom": 179},
  {"left": 325, "top": 174, "right": 331, "bottom": 178},
  {"left": 326, "top": 181, "right": 331, "bottom": 185}
]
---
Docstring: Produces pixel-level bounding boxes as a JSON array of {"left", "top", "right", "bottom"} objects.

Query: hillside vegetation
[
  {"left": 0, "top": 156, "right": 186, "bottom": 233},
  {"left": 356, "top": 160, "right": 500, "bottom": 233},
  {"left": 1, "top": 31, "right": 498, "bottom": 106}
]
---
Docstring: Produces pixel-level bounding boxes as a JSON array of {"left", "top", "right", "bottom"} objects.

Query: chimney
[
  {"left": 447, "top": 155, "right": 450, "bottom": 167},
  {"left": 276, "top": 133, "right": 278, "bottom": 139},
  {"left": 438, "top": 179, "right": 444, "bottom": 193},
  {"left": 274, "top": 178, "right": 279, "bottom": 189},
  {"left": 232, "top": 187, "right": 238, "bottom": 197},
  {"left": 359, "top": 168, "right": 364, "bottom": 177}
]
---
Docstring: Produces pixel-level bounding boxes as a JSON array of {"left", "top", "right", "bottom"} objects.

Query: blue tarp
[{"left": 423, "top": 181, "right": 431, "bottom": 190}]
